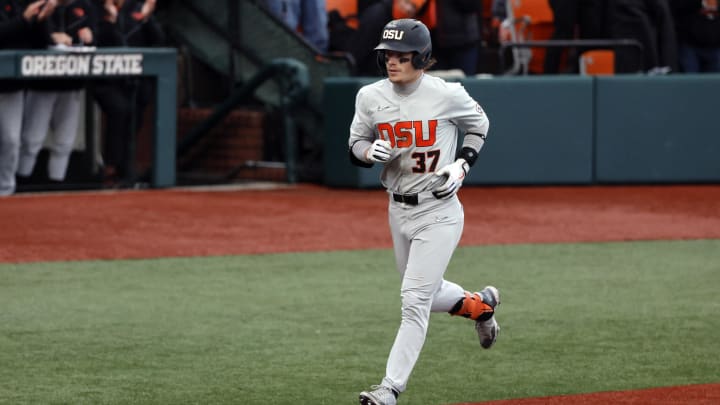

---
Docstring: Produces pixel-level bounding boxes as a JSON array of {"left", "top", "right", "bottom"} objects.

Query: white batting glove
[
  {"left": 433, "top": 159, "right": 469, "bottom": 199},
  {"left": 366, "top": 139, "right": 392, "bottom": 163}
]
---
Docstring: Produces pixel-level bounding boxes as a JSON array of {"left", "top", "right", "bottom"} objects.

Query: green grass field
[{"left": 1, "top": 240, "right": 719, "bottom": 405}]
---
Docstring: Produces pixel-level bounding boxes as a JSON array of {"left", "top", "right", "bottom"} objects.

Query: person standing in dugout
[
  {"left": 90, "top": 0, "right": 164, "bottom": 186},
  {"left": 348, "top": 18, "right": 500, "bottom": 405},
  {"left": 16, "top": 0, "right": 97, "bottom": 185},
  {"left": 0, "top": 0, "right": 56, "bottom": 195}
]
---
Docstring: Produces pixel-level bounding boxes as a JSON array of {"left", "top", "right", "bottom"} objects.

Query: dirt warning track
[{"left": 1, "top": 184, "right": 719, "bottom": 264}]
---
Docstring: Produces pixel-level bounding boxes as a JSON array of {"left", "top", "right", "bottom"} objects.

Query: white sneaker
[
  {"left": 359, "top": 385, "right": 397, "bottom": 405},
  {"left": 475, "top": 286, "right": 500, "bottom": 349}
]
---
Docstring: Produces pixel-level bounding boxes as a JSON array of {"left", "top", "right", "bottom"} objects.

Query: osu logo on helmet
[{"left": 382, "top": 29, "right": 405, "bottom": 40}]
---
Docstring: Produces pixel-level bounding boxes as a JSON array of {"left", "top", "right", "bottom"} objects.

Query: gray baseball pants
[
  {"left": 18, "top": 89, "right": 82, "bottom": 181},
  {"left": 382, "top": 192, "right": 467, "bottom": 393},
  {"left": 0, "top": 91, "right": 24, "bottom": 196}
]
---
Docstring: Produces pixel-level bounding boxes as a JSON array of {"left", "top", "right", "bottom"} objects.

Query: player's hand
[
  {"left": 38, "top": 0, "right": 57, "bottom": 21},
  {"left": 51, "top": 32, "right": 72, "bottom": 46},
  {"left": 23, "top": 0, "right": 45, "bottom": 21},
  {"left": 78, "top": 27, "right": 93, "bottom": 44},
  {"left": 140, "top": 0, "right": 156, "bottom": 20},
  {"left": 103, "top": 0, "right": 118, "bottom": 23},
  {"left": 366, "top": 139, "right": 392, "bottom": 163},
  {"left": 433, "top": 159, "right": 469, "bottom": 199}
]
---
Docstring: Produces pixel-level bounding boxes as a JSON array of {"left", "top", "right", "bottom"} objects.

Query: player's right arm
[{"left": 348, "top": 87, "right": 391, "bottom": 167}]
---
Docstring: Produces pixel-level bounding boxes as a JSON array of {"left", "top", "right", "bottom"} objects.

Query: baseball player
[
  {"left": 17, "top": 0, "right": 96, "bottom": 184},
  {"left": 0, "top": 0, "right": 56, "bottom": 195},
  {"left": 91, "top": 0, "right": 164, "bottom": 186},
  {"left": 348, "top": 19, "right": 500, "bottom": 405}
]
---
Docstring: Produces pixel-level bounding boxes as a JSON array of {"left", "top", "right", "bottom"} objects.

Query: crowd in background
[
  {"left": 0, "top": 0, "right": 165, "bottom": 196},
  {"left": 324, "top": 0, "right": 487, "bottom": 76},
  {"left": 322, "top": 0, "right": 720, "bottom": 76}
]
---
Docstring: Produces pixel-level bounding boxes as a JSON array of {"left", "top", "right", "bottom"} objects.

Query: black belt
[{"left": 392, "top": 193, "right": 419, "bottom": 205}]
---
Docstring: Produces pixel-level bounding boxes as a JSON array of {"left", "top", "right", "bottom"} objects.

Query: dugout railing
[
  {"left": 175, "top": 58, "right": 309, "bottom": 184},
  {"left": 498, "top": 39, "right": 645, "bottom": 75}
]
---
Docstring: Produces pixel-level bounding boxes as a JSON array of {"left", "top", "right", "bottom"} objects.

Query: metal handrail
[
  {"left": 498, "top": 39, "right": 645, "bottom": 74},
  {"left": 176, "top": 0, "right": 263, "bottom": 67},
  {"left": 174, "top": 0, "right": 354, "bottom": 75},
  {"left": 177, "top": 58, "right": 309, "bottom": 183}
]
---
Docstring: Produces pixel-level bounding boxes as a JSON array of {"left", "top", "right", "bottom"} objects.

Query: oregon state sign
[{"left": 21, "top": 53, "right": 144, "bottom": 77}]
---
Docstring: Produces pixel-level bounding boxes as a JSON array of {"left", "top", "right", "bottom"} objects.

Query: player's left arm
[
  {"left": 434, "top": 87, "right": 490, "bottom": 198},
  {"left": 452, "top": 86, "right": 490, "bottom": 168}
]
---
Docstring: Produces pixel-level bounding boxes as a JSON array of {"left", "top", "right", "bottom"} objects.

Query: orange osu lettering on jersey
[
  {"left": 377, "top": 123, "right": 395, "bottom": 147},
  {"left": 394, "top": 121, "right": 413, "bottom": 147},
  {"left": 376, "top": 120, "right": 437, "bottom": 148}
]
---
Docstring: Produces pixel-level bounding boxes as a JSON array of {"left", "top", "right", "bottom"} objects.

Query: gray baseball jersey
[{"left": 349, "top": 73, "right": 489, "bottom": 194}]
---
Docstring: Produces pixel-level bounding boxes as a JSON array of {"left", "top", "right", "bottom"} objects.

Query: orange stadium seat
[
  {"left": 326, "top": 0, "right": 359, "bottom": 29},
  {"left": 579, "top": 50, "right": 615, "bottom": 75}
]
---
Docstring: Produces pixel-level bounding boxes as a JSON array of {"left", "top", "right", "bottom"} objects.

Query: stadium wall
[{"left": 323, "top": 75, "right": 720, "bottom": 187}]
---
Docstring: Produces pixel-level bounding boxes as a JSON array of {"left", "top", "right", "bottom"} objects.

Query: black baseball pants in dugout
[{"left": 91, "top": 78, "right": 153, "bottom": 182}]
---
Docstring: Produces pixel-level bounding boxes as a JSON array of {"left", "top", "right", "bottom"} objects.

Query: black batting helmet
[{"left": 374, "top": 19, "right": 432, "bottom": 70}]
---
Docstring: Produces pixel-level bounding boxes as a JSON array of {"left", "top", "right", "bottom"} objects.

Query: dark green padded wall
[
  {"left": 323, "top": 77, "right": 381, "bottom": 188},
  {"left": 323, "top": 75, "right": 720, "bottom": 187},
  {"left": 595, "top": 75, "right": 720, "bottom": 183},
  {"left": 461, "top": 77, "right": 594, "bottom": 184}
]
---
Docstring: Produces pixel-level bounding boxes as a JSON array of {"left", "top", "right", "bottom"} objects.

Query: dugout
[{"left": 0, "top": 48, "right": 177, "bottom": 190}]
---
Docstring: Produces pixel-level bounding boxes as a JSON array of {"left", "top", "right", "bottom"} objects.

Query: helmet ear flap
[{"left": 412, "top": 52, "right": 427, "bottom": 69}]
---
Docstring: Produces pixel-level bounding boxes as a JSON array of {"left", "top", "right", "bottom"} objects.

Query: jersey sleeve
[
  {"left": 348, "top": 87, "right": 376, "bottom": 163},
  {"left": 446, "top": 83, "right": 490, "bottom": 139}
]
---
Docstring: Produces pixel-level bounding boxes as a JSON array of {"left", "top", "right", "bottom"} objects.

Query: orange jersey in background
[{"left": 392, "top": 0, "right": 436, "bottom": 29}]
